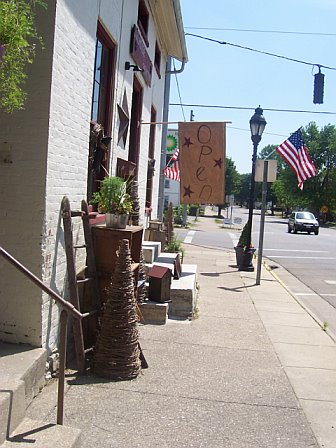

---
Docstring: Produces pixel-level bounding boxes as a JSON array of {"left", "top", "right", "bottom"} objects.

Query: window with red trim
[{"left": 137, "top": 0, "right": 149, "bottom": 46}]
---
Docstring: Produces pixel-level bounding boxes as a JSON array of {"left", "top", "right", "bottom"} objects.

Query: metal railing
[{"left": 0, "top": 245, "right": 84, "bottom": 425}]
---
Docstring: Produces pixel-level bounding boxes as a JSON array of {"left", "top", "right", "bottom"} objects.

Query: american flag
[
  {"left": 164, "top": 148, "right": 180, "bottom": 181},
  {"left": 164, "top": 161, "right": 180, "bottom": 181},
  {"left": 276, "top": 128, "right": 317, "bottom": 190},
  {"left": 168, "top": 147, "right": 179, "bottom": 163}
]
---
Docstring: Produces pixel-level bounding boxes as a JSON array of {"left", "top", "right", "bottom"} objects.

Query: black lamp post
[{"left": 239, "top": 106, "right": 267, "bottom": 272}]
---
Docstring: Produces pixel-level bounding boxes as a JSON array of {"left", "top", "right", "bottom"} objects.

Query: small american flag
[
  {"left": 164, "top": 161, "right": 180, "bottom": 181},
  {"left": 276, "top": 128, "right": 317, "bottom": 190},
  {"left": 168, "top": 147, "right": 179, "bottom": 163}
]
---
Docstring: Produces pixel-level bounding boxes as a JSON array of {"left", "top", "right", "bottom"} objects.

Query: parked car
[{"left": 288, "top": 211, "right": 319, "bottom": 235}]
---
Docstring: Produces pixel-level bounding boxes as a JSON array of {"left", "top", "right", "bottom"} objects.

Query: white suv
[{"left": 288, "top": 211, "right": 319, "bottom": 235}]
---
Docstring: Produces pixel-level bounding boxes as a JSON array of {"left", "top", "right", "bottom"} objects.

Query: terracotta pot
[{"left": 105, "top": 213, "right": 128, "bottom": 229}]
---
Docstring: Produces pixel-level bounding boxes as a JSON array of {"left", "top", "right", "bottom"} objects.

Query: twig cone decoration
[
  {"left": 93, "top": 239, "right": 141, "bottom": 380},
  {"left": 130, "top": 179, "right": 140, "bottom": 226},
  {"left": 166, "top": 202, "right": 174, "bottom": 245},
  {"left": 137, "top": 249, "right": 147, "bottom": 304}
]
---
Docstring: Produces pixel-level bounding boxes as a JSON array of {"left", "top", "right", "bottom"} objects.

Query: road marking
[
  {"left": 321, "top": 294, "right": 336, "bottom": 297},
  {"left": 184, "top": 230, "right": 195, "bottom": 244},
  {"left": 325, "top": 280, "right": 336, "bottom": 285},
  {"left": 229, "top": 233, "right": 239, "bottom": 247},
  {"left": 295, "top": 293, "right": 319, "bottom": 296},
  {"left": 268, "top": 256, "right": 336, "bottom": 260},
  {"left": 263, "top": 249, "right": 327, "bottom": 253}
]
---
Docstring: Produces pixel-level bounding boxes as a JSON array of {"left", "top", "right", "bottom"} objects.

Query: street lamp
[{"left": 239, "top": 106, "right": 267, "bottom": 271}]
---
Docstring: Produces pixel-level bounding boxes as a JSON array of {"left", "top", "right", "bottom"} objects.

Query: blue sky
[{"left": 168, "top": 0, "right": 336, "bottom": 173}]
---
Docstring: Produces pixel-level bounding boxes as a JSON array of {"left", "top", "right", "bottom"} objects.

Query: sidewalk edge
[{"left": 264, "top": 259, "right": 336, "bottom": 344}]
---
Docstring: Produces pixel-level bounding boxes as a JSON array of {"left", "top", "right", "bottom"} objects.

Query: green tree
[
  {"left": 0, "top": 0, "right": 46, "bottom": 112},
  {"left": 216, "top": 157, "right": 240, "bottom": 216},
  {"left": 257, "top": 144, "right": 283, "bottom": 214},
  {"left": 302, "top": 122, "right": 336, "bottom": 218},
  {"left": 266, "top": 123, "right": 336, "bottom": 219},
  {"left": 225, "top": 157, "right": 240, "bottom": 196},
  {"left": 235, "top": 173, "right": 251, "bottom": 207}
]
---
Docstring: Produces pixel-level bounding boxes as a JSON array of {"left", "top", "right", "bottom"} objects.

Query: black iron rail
[{"left": 0, "top": 245, "right": 84, "bottom": 425}]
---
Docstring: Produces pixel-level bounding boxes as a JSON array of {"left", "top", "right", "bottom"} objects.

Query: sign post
[{"left": 255, "top": 160, "right": 277, "bottom": 285}]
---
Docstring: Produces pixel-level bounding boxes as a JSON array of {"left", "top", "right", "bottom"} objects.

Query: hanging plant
[{"left": 0, "top": 0, "right": 46, "bottom": 113}]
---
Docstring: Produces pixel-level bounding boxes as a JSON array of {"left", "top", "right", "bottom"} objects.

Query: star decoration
[
  {"left": 183, "top": 185, "right": 194, "bottom": 197},
  {"left": 117, "top": 90, "right": 129, "bottom": 147},
  {"left": 183, "top": 136, "right": 193, "bottom": 148},
  {"left": 214, "top": 158, "right": 223, "bottom": 168}
]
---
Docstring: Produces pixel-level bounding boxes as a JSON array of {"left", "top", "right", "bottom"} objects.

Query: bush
[{"left": 173, "top": 205, "right": 184, "bottom": 225}]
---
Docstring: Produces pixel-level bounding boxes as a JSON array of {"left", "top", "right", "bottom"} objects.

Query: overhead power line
[
  {"left": 169, "top": 103, "right": 336, "bottom": 115},
  {"left": 185, "top": 27, "right": 336, "bottom": 37},
  {"left": 184, "top": 33, "right": 336, "bottom": 71}
]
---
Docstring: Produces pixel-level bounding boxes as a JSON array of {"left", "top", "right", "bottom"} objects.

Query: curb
[{"left": 264, "top": 258, "right": 336, "bottom": 344}]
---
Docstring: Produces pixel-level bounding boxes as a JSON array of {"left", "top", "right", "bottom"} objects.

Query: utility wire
[
  {"left": 185, "top": 32, "right": 336, "bottom": 71},
  {"left": 229, "top": 126, "right": 288, "bottom": 138},
  {"left": 185, "top": 27, "right": 336, "bottom": 37},
  {"left": 169, "top": 103, "right": 336, "bottom": 115}
]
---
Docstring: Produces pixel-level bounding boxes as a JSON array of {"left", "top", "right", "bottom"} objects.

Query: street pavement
[{"left": 27, "top": 212, "right": 336, "bottom": 447}]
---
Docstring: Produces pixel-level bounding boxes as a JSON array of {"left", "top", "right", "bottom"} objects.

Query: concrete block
[
  {"left": 139, "top": 301, "right": 169, "bottom": 325},
  {"left": 2, "top": 417, "right": 81, "bottom": 447},
  {"left": 169, "top": 264, "right": 197, "bottom": 318},
  {"left": 142, "top": 241, "right": 161, "bottom": 260},
  {"left": 142, "top": 246, "right": 155, "bottom": 264},
  {"left": 0, "top": 378, "right": 26, "bottom": 445},
  {"left": 0, "top": 345, "right": 47, "bottom": 407},
  {"left": 144, "top": 229, "right": 165, "bottom": 250}
]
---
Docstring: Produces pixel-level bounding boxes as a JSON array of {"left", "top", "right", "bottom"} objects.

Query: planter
[
  {"left": 238, "top": 248, "right": 256, "bottom": 272},
  {"left": 105, "top": 213, "right": 128, "bottom": 229},
  {"left": 189, "top": 206, "right": 199, "bottom": 217},
  {"left": 234, "top": 246, "right": 244, "bottom": 267}
]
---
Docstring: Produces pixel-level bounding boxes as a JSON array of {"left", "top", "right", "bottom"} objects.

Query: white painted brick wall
[
  {"left": 0, "top": 2, "right": 56, "bottom": 347},
  {"left": 0, "top": 0, "right": 173, "bottom": 355},
  {"left": 41, "top": 0, "right": 99, "bottom": 350}
]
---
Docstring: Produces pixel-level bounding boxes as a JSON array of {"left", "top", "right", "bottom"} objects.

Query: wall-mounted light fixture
[{"left": 125, "top": 61, "right": 143, "bottom": 72}]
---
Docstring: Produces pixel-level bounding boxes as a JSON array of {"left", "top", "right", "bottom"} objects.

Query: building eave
[{"left": 148, "top": 0, "right": 188, "bottom": 62}]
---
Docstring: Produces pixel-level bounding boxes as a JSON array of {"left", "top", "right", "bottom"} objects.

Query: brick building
[{"left": 0, "top": 0, "right": 187, "bottom": 358}]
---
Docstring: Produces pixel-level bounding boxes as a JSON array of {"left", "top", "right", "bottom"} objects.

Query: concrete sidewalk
[{"left": 27, "top": 214, "right": 336, "bottom": 447}]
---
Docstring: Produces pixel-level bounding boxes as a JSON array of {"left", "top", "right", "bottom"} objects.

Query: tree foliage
[
  {"left": 232, "top": 123, "right": 336, "bottom": 220},
  {"left": 225, "top": 157, "right": 240, "bottom": 196},
  {"left": 0, "top": 0, "right": 46, "bottom": 112},
  {"left": 263, "top": 122, "right": 336, "bottom": 218}
]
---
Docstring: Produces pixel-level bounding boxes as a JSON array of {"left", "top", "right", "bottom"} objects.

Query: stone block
[
  {"left": 139, "top": 301, "right": 169, "bottom": 325},
  {"left": 0, "top": 378, "right": 26, "bottom": 444},
  {"left": 169, "top": 264, "right": 197, "bottom": 318}
]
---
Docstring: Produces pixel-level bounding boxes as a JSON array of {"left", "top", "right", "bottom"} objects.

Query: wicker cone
[
  {"left": 166, "top": 202, "right": 174, "bottom": 244},
  {"left": 93, "top": 239, "right": 141, "bottom": 380},
  {"left": 130, "top": 180, "right": 140, "bottom": 226},
  {"left": 137, "top": 249, "right": 147, "bottom": 304}
]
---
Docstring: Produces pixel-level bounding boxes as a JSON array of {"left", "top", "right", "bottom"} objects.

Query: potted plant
[
  {"left": 91, "top": 176, "right": 133, "bottom": 229},
  {"left": 165, "top": 237, "right": 185, "bottom": 264}
]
